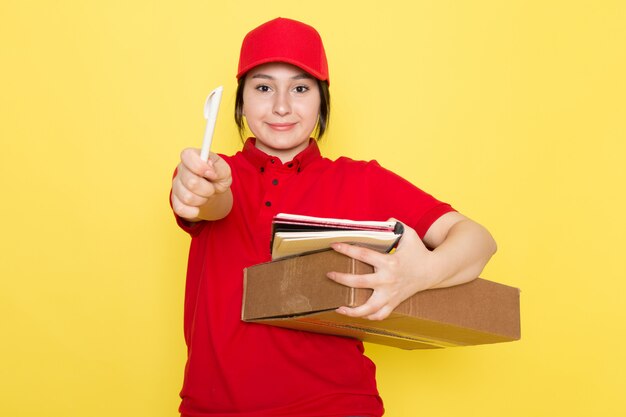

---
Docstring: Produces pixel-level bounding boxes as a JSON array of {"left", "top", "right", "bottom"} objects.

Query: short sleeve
[{"left": 361, "top": 160, "right": 456, "bottom": 239}]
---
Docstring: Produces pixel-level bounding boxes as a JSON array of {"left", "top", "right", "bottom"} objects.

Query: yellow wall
[{"left": 2, "top": 1, "right": 624, "bottom": 415}]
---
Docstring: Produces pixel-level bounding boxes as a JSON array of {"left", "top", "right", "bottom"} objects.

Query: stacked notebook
[{"left": 270, "top": 213, "right": 404, "bottom": 260}]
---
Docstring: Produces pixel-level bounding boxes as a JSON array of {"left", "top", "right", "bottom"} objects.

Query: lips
[{"left": 267, "top": 122, "right": 297, "bottom": 131}]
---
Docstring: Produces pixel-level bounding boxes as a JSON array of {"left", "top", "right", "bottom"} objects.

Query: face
[{"left": 242, "top": 62, "right": 321, "bottom": 162}]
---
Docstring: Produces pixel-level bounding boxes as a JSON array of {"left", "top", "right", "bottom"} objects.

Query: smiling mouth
[{"left": 267, "top": 122, "right": 297, "bottom": 131}]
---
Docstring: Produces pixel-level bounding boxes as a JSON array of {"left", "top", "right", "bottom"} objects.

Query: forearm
[{"left": 428, "top": 219, "right": 497, "bottom": 289}]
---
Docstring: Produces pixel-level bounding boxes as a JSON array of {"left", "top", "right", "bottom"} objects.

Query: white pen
[{"left": 200, "top": 86, "right": 223, "bottom": 162}]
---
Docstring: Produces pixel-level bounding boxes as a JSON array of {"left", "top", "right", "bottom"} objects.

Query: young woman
[{"left": 170, "top": 17, "right": 496, "bottom": 417}]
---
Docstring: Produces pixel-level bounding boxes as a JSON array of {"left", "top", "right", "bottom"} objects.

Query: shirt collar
[{"left": 242, "top": 137, "right": 322, "bottom": 172}]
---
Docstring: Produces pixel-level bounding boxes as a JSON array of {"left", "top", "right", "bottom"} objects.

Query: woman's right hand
[{"left": 171, "top": 148, "right": 233, "bottom": 222}]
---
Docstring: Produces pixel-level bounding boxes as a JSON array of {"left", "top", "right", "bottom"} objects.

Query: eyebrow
[{"left": 250, "top": 73, "right": 314, "bottom": 81}]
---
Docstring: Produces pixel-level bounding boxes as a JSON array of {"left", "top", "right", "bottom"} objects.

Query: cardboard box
[{"left": 242, "top": 250, "right": 521, "bottom": 349}]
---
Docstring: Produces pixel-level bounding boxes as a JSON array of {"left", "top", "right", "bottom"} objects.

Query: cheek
[
  {"left": 242, "top": 101, "right": 259, "bottom": 122},
  {"left": 242, "top": 90, "right": 259, "bottom": 118},
  {"left": 303, "top": 102, "right": 321, "bottom": 125}
]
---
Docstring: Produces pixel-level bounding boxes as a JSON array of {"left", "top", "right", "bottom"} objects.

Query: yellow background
[{"left": 2, "top": 0, "right": 625, "bottom": 415}]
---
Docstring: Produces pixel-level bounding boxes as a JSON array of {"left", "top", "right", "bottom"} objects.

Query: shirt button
[
  {"left": 287, "top": 163, "right": 293, "bottom": 168},
  {"left": 265, "top": 201, "right": 272, "bottom": 207},
  {"left": 260, "top": 167, "right": 265, "bottom": 173},
  {"left": 272, "top": 179, "right": 279, "bottom": 186},
  {"left": 270, "top": 159, "right": 275, "bottom": 164}
]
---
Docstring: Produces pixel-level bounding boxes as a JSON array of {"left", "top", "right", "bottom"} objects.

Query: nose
[{"left": 272, "top": 90, "right": 291, "bottom": 117}]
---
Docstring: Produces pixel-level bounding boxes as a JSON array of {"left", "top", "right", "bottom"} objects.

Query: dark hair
[{"left": 234, "top": 75, "right": 331, "bottom": 141}]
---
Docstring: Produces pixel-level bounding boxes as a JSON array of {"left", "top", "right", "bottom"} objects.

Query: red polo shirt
[{"left": 175, "top": 138, "right": 454, "bottom": 417}]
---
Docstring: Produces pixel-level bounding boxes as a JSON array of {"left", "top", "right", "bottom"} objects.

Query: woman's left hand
[{"left": 326, "top": 222, "right": 438, "bottom": 321}]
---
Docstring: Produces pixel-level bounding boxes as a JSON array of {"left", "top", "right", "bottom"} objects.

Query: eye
[
  {"left": 255, "top": 84, "right": 271, "bottom": 93},
  {"left": 293, "top": 85, "right": 310, "bottom": 93}
]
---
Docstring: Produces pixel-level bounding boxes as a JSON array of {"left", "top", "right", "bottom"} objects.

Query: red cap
[{"left": 237, "top": 17, "right": 329, "bottom": 84}]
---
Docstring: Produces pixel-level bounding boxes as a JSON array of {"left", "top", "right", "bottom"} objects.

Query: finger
[
  {"left": 337, "top": 294, "right": 397, "bottom": 321},
  {"left": 176, "top": 185, "right": 209, "bottom": 207},
  {"left": 172, "top": 177, "right": 209, "bottom": 207},
  {"left": 327, "top": 271, "right": 377, "bottom": 289},
  {"left": 177, "top": 166, "right": 217, "bottom": 199},
  {"left": 180, "top": 148, "right": 211, "bottom": 177},
  {"left": 207, "top": 153, "right": 232, "bottom": 180},
  {"left": 202, "top": 159, "right": 219, "bottom": 181},
  {"left": 207, "top": 151, "right": 222, "bottom": 165},
  {"left": 365, "top": 305, "right": 395, "bottom": 321},
  {"left": 330, "top": 243, "right": 386, "bottom": 268},
  {"left": 336, "top": 292, "right": 387, "bottom": 319},
  {"left": 171, "top": 193, "right": 200, "bottom": 220},
  {"left": 212, "top": 176, "right": 233, "bottom": 194},
  {"left": 199, "top": 166, "right": 232, "bottom": 195},
  {"left": 393, "top": 222, "right": 422, "bottom": 250}
]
